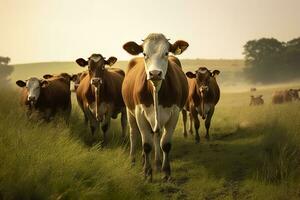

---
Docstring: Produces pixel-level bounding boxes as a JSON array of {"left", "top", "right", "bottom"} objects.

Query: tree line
[{"left": 243, "top": 37, "right": 300, "bottom": 83}]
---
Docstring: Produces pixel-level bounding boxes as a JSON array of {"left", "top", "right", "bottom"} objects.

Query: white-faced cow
[
  {"left": 182, "top": 67, "right": 220, "bottom": 142},
  {"left": 122, "top": 33, "right": 189, "bottom": 181},
  {"left": 75, "top": 54, "right": 127, "bottom": 145},
  {"left": 16, "top": 76, "right": 72, "bottom": 121}
]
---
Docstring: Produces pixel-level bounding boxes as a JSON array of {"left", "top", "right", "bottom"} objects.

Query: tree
[{"left": 243, "top": 37, "right": 300, "bottom": 83}]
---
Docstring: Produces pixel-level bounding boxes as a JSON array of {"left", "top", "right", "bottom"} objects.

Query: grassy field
[{"left": 1, "top": 60, "right": 300, "bottom": 199}]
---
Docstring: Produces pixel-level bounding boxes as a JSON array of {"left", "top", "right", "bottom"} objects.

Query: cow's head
[
  {"left": 16, "top": 77, "right": 49, "bottom": 105},
  {"left": 123, "top": 33, "right": 188, "bottom": 86},
  {"left": 76, "top": 54, "right": 117, "bottom": 88},
  {"left": 186, "top": 67, "right": 220, "bottom": 96}
]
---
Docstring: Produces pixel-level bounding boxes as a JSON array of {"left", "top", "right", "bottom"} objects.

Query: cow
[
  {"left": 272, "top": 90, "right": 293, "bottom": 104},
  {"left": 75, "top": 54, "right": 127, "bottom": 145},
  {"left": 70, "top": 71, "right": 88, "bottom": 92},
  {"left": 16, "top": 76, "right": 72, "bottom": 121},
  {"left": 182, "top": 67, "right": 220, "bottom": 143},
  {"left": 250, "top": 87, "right": 257, "bottom": 92},
  {"left": 289, "top": 89, "right": 300, "bottom": 101},
  {"left": 43, "top": 72, "right": 75, "bottom": 88},
  {"left": 122, "top": 33, "right": 189, "bottom": 181},
  {"left": 0, "top": 56, "right": 10, "bottom": 65},
  {"left": 249, "top": 95, "right": 264, "bottom": 106}
]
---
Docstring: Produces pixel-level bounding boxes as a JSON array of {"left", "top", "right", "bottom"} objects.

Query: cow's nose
[
  {"left": 28, "top": 96, "right": 35, "bottom": 101},
  {"left": 200, "top": 86, "right": 209, "bottom": 92},
  {"left": 91, "top": 78, "right": 102, "bottom": 86},
  {"left": 149, "top": 70, "right": 162, "bottom": 81}
]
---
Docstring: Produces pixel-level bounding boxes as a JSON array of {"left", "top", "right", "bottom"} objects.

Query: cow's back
[{"left": 39, "top": 78, "right": 71, "bottom": 109}]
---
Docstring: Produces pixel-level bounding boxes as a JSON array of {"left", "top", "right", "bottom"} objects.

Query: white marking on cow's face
[
  {"left": 90, "top": 55, "right": 101, "bottom": 63},
  {"left": 26, "top": 77, "right": 41, "bottom": 102},
  {"left": 142, "top": 34, "right": 170, "bottom": 81}
]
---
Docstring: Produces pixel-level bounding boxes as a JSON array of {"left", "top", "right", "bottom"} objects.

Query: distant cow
[
  {"left": 250, "top": 87, "right": 257, "bottom": 92},
  {"left": 75, "top": 54, "right": 127, "bottom": 145},
  {"left": 70, "top": 71, "right": 88, "bottom": 92},
  {"left": 249, "top": 95, "right": 264, "bottom": 106},
  {"left": 0, "top": 56, "right": 10, "bottom": 65},
  {"left": 182, "top": 67, "right": 220, "bottom": 142},
  {"left": 122, "top": 33, "right": 189, "bottom": 181},
  {"left": 272, "top": 90, "right": 293, "bottom": 104},
  {"left": 16, "top": 76, "right": 72, "bottom": 121},
  {"left": 288, "top": 89, "right": 300, "bottom": 101}
]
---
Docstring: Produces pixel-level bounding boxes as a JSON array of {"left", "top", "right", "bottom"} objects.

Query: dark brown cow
[
  {"left": 16, "top": 76, "right": 72, "bottom": 121},
  {"left": 122, "top": 33, "right": 189, "bottom": 181},
  {"left": 75, "top": 54, "right": 127, "bottom": 145},
  {"left": 249, "top": 95, "right": 264, "bottom": 106},
  {"left": 182, "top": 67, "right": 220, "bottom": 142},
  {"left": 272, "top": 90, "right": 293, "bottom": 104}
]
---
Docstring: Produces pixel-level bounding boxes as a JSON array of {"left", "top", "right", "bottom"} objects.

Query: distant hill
[
  {"left": 10, "top": 59, "right": 250, "bottom": 92},
  {"left": 10, "top": 59, "right": 244, "bottom": 81}
]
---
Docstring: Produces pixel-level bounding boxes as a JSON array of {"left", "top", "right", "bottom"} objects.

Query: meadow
[{"left": 0, "top": 60, "right": 300, "bottom": 199}]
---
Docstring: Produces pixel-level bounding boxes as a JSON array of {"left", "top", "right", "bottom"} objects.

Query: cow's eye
[
  {"left": 165, "top": 52, "right": 169, "bottom": 56},
  {"left": 143, "top": 53, "right": 148, "bottom": 59}
]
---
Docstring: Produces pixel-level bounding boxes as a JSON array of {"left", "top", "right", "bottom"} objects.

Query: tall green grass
[
  {"left": 0, "top": 88, "right": 163, "bottom": 200},
  {"left": 1, "top": 82, "right": 300, "bottom": 199}
]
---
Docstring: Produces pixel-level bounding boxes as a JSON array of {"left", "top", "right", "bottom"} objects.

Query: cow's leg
[
  {"left": 189, "top": 112, "right": 193, "bottom": 135},
  {"left": 153, "top": 131, "right": 162, "bottom": 171},
  {"left": 181, "top": 110, "right": 188, "bottom": 138},
  {"left": 121, "top": 107, "right": 128, "bottom": 138},
  {"left": 101, "top": 116, "right": 111, "bottom": 146},
  {"left": 161, "top": 109, "right": 179, "bottom": 181},
  {"left": 128, "top": 112, "right": 139, "bottom": 165},
  {"left": 135, "top": 111, "right": 153, "bottom": 182},
  {"left": 192, "top": 109, "right": 200, "bottom": 143},
  {"left": 205, "top": 107, "right": 215, "bottom": 140}
]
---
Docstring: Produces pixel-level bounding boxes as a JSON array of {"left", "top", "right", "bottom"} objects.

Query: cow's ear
[
  {"left": 105, "top": 56, "right": 117, "bottom": 66},
  {"left": 41, "top": 80, "right": 49, "bottom": 88},
  {"left": 211, "top": 70, "right": 220, "bottom": 77},
  {"left": 123, "top": 42, "right": 143, "bottom": 55},
  {"left": 71, "top": 74, "right": 78, "bottom": 82},
  {"left": 43, "top": 74, "right": 53, "bottom": 79},
  {"left": 170, "top": 40, "right": 189, "bottom": 55},
  {"left": 16, "top": 80, "right": 26, "bottom": 87},
  {"left": 186, "top": 72, "right": 196, "bottom": 78},
  {"left": 76, "top": 58, "right": 88, "bottom": 67},
  {"left": 259, "top": 95, "right": 263, "bottom": 97}
]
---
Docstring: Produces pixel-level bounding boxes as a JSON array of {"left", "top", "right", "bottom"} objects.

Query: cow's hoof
[
  {"left": 205, "top": 135, "right": 210, "bottom": 140},
  {"left": 162, "top": 175, "right": 172, "bottom": 182},
  {"left": 195, "top": 135, "right": 200, "bottom": 143},
  {"left": 183, "top": 132, "right": 188, "bottom": 138}
]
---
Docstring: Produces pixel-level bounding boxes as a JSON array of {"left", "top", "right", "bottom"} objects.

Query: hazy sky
[{"left": 1, "top": 0, "right": 300, "bottom": 64}]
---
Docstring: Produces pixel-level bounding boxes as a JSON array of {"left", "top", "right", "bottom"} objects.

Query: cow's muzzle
[
  {"left": 90, "top": 78, "right": 102, "bottom": 86},
  {"left": 149, "top": 70, "right": 163, "bottom": 81}
]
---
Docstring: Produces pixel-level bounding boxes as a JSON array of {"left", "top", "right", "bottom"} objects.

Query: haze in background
[{"left": 1, "top": 0, "right": 300, "bottom": 64}]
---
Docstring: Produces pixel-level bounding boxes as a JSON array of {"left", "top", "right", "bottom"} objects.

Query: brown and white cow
[
  {"left": 272, "top": 90, "right": 292, "bottom": 104},
  {"left": 70, "top": 71, "right": 88, "bottom": 92},
  {"left": 122, "top": 33, "right": 189, "bottom": 181},
  {"left": 16, "top": 76, "right": 72, "bottom": 121},
  {"left": 75, "top": 54, "right": 127, "bottom": 145},
  {"left": 182, "top": 67, "right": 220, "bottom": 142}
]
